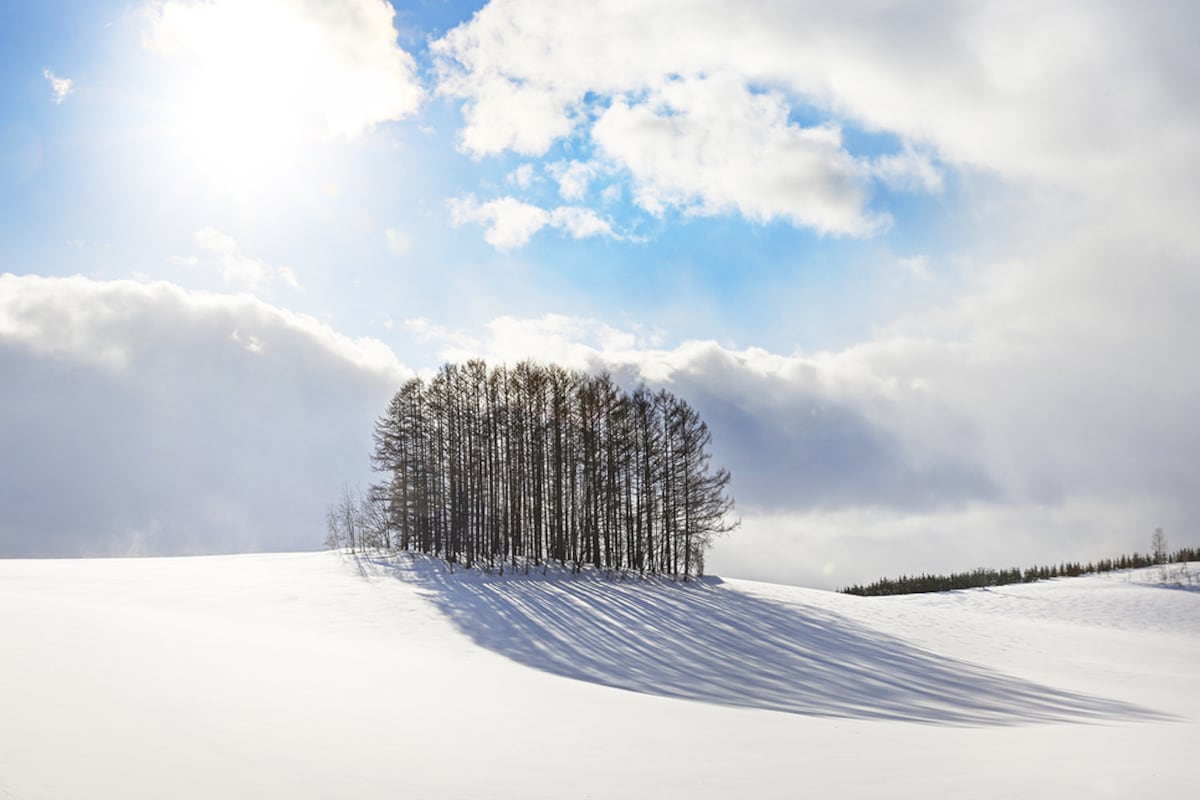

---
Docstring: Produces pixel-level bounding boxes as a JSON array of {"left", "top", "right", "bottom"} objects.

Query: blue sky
[
  {"left": 1, "top": 0, "right": 967, "bottom": 359},
  {"left": 2, "top": 0, "right": 1198, "bottom": 587}
]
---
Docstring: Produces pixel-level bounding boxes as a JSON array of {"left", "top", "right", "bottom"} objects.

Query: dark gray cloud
[{"left": 611, "top": 353, "right": 999, "bottom": 514}]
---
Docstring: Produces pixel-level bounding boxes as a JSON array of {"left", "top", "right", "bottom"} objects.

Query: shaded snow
[
  {"left": 1, "top": 552, "right": 1196, "bottom": 798},
  {"left": 403, "top": 556, "right": 1157, "bottom": 724}
]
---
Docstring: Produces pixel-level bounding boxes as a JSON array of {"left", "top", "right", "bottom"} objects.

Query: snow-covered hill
[{"left": 1, "top": 552, "right": 1195, "bottom": 799}]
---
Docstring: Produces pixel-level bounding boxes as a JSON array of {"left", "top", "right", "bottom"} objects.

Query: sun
[
  {"left": 156, "top": 69, "right": 313, "bottom": 199},
  {"left": 132, "top": 0, "right": 422, "bottom": 204},
  {"left": 140, "top": 1, "right": 332, "bottom": 200},
  {"left": 138, "top": 0, "right": 403, "bottom": 202}
]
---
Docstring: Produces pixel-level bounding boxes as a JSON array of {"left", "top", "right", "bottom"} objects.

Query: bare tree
[
  {"left": 324, "top": 505, "right": 342, "bottom": 550},
  {"left": 1151, "top": 527, "right": 1168, "bottom": 565},
  {"left": 324, "top": 483, "right": 361, "bottom": 553}
]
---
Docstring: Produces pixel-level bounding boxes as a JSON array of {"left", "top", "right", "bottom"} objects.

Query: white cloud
[
  {"left": 42, "top": 68, "right": 74, "bottom": 104},
  {"left": 869, "top": 147, "right": 943, "bottom": 193},
  {"left": 548, "top": 160, "right": 596, "bottom": 201},
  {"left": 439, "top": 74, "right": 577, "bottom": 157},
  {"left": 448, "top": 195, "right": 618, "bottom": 251},
  {"left": 432, "top": 2, "right": 1200, "bottom": 229},
  {"left": 505, "top": 163, "right": 536, "bottom": 189},
  {"left": 0, "top": 274, "right": 402, "bottom": 377},
  {"left": 547, "top": 206, "right": 616, "bottom": 240},
  {"left": 448, "top": 195, "right": 550, "bottom": 251},
  {"left": 140, "top": 0, "right": 422, "bottom": 139},
  {"left": 593, "top": 74, "right": 887, "bottom": 234},
  {"left": 190, "top": 228, "right": 299, "bottom": 290},
  {"left": 0, "top": 274, "right": 407, "bottom": 557}
]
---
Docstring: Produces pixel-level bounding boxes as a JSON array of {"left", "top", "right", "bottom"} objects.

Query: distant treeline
[
  {"left": 342, "top": 360, "right": 738, "bottom": 579},
  {"left": 841, "top": 546, "right": 1200, "bottom": 596}
]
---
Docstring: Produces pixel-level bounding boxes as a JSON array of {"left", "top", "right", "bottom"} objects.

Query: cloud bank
[
  {"left": 433, "top": 0, "right": 1199, "bottom": 243},
  {"left": 0, "top": 274, "right": 405, "bottom": 557},
  {"left": 3, "top": 258, "right": 1195, "bottom": 586},
  {"left": 435, "top": 0, "right": 1197, "bottom": 183}
]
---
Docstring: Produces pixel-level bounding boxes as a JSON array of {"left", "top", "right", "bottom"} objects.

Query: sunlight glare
[{"left": 145, "top": 1, "right": 348, "bottom": 199}]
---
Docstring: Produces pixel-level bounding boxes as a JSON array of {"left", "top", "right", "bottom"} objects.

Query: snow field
[{"left": 1, "top": 552, "right": 1196, "bottom": 799}]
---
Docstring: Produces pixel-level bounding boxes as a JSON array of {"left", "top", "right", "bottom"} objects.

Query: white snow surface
[{"left": 1, "top": 552, "right": 1196, "bottom": 799}]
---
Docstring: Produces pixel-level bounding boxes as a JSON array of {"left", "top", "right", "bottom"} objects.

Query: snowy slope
[{"left": 1, "top": 552, "right": 1196, "bottom": 799}]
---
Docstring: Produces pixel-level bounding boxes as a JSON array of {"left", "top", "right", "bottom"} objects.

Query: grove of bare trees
[{"left": 357, "top": 360, "right": 738, "bottom": 579}]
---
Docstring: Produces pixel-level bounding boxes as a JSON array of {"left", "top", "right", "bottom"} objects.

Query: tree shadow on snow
[{"left": 374, "top": 555, "right": 1165, "bottom": 726}]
